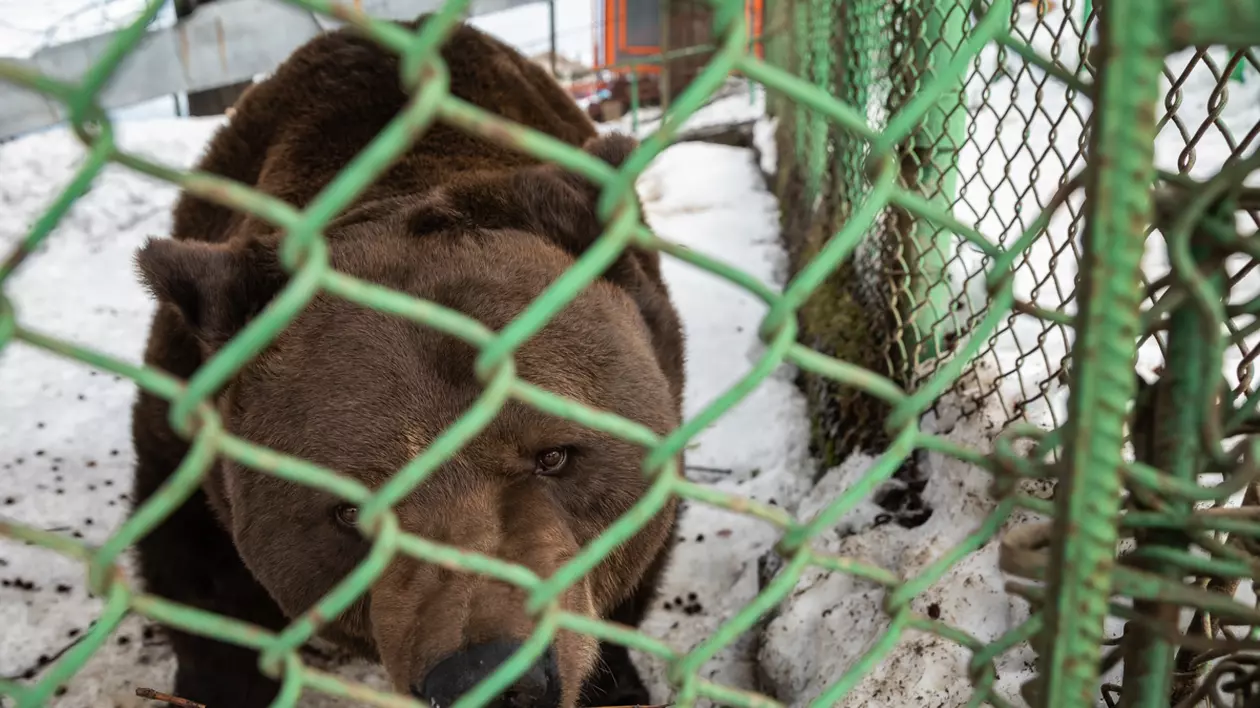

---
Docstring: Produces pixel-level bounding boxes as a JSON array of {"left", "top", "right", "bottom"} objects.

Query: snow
[
  {"left": 631, "top": 142, "right": 812, "bottom": 699},
  {"left": 596, "top": 79, "right": 767, "bottom": 139},
  {"left": 0, "top": 0, "right": 172, "bottom": 59},
  {"left": 0, "top": 118, "right": 232, "bottom": 707},
  {"left": 752, "top": 115, "right": 777, "bottom": 176},
  {"left": 3, "top": 1, "right": 1259, "bottom": 708},
  {"left": 757, "top": 379, "right": 1048, "bottom": 707}
]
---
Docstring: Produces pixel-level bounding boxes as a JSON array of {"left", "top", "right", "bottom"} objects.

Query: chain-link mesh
[
  {"left": 2, "top": 0, "right": 1260, "bottom": 706},
  {"left": 764, "top": 0, "right": 1260, "bottom": 704}
]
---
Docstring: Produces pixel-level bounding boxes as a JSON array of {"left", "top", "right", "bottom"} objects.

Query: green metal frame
[{"left": 1036, "top": 0, "right": 1164, "bottom": 703}]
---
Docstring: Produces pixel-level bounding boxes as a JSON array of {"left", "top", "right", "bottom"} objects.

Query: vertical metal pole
[
  {"left": 549, "top": 0, "right": 558, "bottom": 78},
  {"left": 791, "top": 0, "right": 809, "bottom": 168},
  {"left": 762, "top": 0, "right": 787, "bottom": 118},
  {"left": 747, "top": 0, "right": 757, "bottom": 108},
  {"left": 1121, "top": 185, "right": 1226, "bottom": 705},
  {"left": 629, "top": 64, "right": 640, "bottom": 132},
  {"left": 173, "top": 0, "right": 251, "bottom": 116},
  {"left": 904, "top": 0, "right": 968, "bottom": 360},
  {"left": 1084, "top": 0, "right": 1098, "bottom": 58},
  {"left": 746, "top": 0, "right": 756, "bottom": 104},
  {"left": 834, "top": 0, "right": 878, "bottom": 212},
  {"left": 1036, "top": 0, "right": 1167, "bottom": 706},
  {"left": 659, "top": 0, "right": 672, "bottom": 114},
  {"left": 803, "top": 0, "right": 830, "bottom": 199}
]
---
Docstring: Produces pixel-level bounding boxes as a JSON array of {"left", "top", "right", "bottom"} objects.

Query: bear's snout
[{"left": 416, "top": 641, "right": 560, "bottom": 708}]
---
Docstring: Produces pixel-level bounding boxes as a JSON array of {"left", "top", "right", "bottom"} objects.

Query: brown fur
[{"left": 129, "top": 15, "right": 684, "bottom": 708}]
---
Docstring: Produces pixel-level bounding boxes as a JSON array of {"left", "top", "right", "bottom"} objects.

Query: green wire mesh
[
  {"left": 2, "top": 0, "right": 1260, "bottom": 706},
  {"left": 769, "top": 0, "right": 1260, "bottom": 705}
]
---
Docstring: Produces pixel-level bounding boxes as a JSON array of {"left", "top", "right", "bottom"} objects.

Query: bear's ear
[
  {"left": 135, "top": 237, "right": 289, "bottom": 349},
  {"left": 540, "top": 132, "right": 638, "bottom": 211},
  {"left": 578, "top": 132, "right": 637, "bottom": 174},
  {"left": 514, "top": 132, "right": 643, "bottom": 250}
]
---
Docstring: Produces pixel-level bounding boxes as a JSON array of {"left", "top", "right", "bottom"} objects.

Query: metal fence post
[
  {"left": 548, "top": 0, "right": 558, "bottom": 77},
  {"left": 1035, "top": 0, "right": 1168, "bottom": 705},
  {"left": 659, "top": 0, "right": 672, "bottom": 113},
  {"left": 789, "top": 0, "right": 810, "bottom": 184},
  {"left": 629, "top": 64, "right": 641, "bottom": 132},
  {"left": 174, "top": 0, "right": 253, "bottom": 115},
  {"left": 1121, "top": 206, "right": 1224, "bottom": 707},
  {"left": 803, "top": 0, "right": 832, "bottom": 199}
]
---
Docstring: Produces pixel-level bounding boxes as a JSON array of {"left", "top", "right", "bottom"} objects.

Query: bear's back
[{"left": 172, "top": 16, "right": 598, "bottom": 246}]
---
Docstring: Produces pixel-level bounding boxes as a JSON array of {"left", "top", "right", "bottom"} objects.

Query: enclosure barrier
[
  {"left": 1, "top": 0, "right": 1259, "bottom": 706},
  {"left": 768, "top": 0, "right": 1260, "bottom": 705}
]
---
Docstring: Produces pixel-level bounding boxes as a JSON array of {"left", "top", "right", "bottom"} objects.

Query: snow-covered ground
[
  {"left": 596, "top": 79, "right": 766, "bottom": 139},
  {"left": 3, "top": 2, "right": 1259, "bottom": 708}
]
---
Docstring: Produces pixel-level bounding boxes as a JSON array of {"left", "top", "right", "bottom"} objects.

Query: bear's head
[{"left": 136, "top": 134, "right": 683, "bottom": 707}]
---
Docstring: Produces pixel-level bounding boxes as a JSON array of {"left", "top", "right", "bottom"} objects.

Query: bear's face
[{"left": 136, "top": 197, "right": 681, "bottom": 706}]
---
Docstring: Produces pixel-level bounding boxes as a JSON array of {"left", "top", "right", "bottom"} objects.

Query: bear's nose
[{"left": 415, "top": 641, "right": 560, "bottom": 708}]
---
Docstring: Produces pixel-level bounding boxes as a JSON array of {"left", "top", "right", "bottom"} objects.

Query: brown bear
[{"left": 128, "top": 14, "right": 684, "bottom": 708}]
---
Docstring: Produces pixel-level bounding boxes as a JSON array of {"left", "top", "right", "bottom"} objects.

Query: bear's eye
[
  {"left": 334, "top": 504, "right": 359, "bottom": 528},
  {"left": 534, "top": 447, "right": 570, "bottom": 475}
]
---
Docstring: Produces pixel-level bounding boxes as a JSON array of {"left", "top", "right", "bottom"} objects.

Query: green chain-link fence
[
  {"left": 768, "top": 0, "right": 1260, "bottom": 705},
  {"left": 2, "top": 0, "right": 1260, "bottom": 706}
]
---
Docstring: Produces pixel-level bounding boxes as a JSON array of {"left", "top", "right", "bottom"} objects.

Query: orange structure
[{"left": 593, "top": 0, "right": 764, "bottom": 87}]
